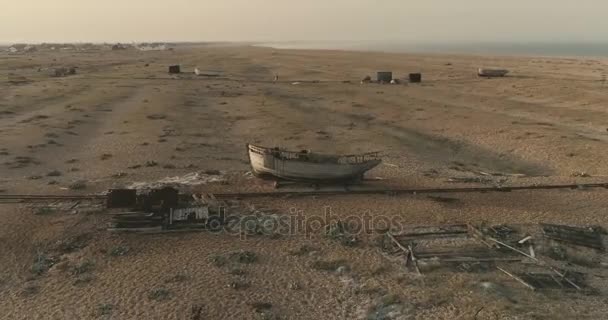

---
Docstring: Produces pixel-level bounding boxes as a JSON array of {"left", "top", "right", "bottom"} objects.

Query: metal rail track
[
  {"left": 211, "top": 182, "right": 608, "bottom": 199},
  {"left": 1, "top": 182, "right": 607, "bottom": 203}
]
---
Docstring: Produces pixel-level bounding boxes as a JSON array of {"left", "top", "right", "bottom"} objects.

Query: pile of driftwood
[
  {"left": 383, "top": 222, "right": 605, "bottom": 293},
  {"left": 106, "top": 188, "right": 226, "bottom": 234},
  {"left": 541, "top": 223, "right": 604, "bottom": 251}
]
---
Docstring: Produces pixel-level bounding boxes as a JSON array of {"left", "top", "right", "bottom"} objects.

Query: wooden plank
[
  {"left": 497, "top": 267, "right": 536, "bottom": 291},
  {"left": 408, "top": 244, "right": 422, "bottom": 275},
  {"left": 387, "top": 233, "right": 410, "bottom": 266},
  {"left": 387, "top": 233, "right": 410, "bottom": 255},
  {"left": 467, "top": 224, "right": 499, "bottom": 249},
  {"left": 435, "top": 257, "right": 522, "bottom": 263},
  {"left": 488, "top": 237, "right": 538, "bottom": 262}
]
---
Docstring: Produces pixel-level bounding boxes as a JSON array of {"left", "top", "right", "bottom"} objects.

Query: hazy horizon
[{"left": 2, "top": 1, "right": 607, "bottom": 44}]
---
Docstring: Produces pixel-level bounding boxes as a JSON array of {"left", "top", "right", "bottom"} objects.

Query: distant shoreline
[{"left": 255, "top": 41, "right": 608, "bottom": 59}]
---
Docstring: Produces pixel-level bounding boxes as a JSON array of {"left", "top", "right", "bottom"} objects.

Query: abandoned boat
[
  {"left": 247, "top": 144, "right": 381, "bottom": 181},
  {"left": 478, "top": 68, "right": 509, "bottom": 77}
]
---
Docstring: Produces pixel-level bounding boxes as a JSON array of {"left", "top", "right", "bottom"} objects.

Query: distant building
[{"left": 112, "top": 43, "right": 127, "bottom": 50}]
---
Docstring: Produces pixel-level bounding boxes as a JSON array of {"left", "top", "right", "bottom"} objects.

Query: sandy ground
[{"left": 1, "top": 44, "right": 608, "bottom": 319}]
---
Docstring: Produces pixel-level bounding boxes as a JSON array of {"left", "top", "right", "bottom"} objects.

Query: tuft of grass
[
  {"left": 228, "top": 280, "right": 250, "bottom": 290},
  {"left": 109, "top": 246, "right": 129, "bottom": 257},
  {"left": 325, "top": 221, "right": 360, "bottom": 247},
  {"left": 148, "top": 288, "right": 171, "bottom": 301},
  {"left": 46, "top": 170, "right": 62, "bottom": 177},
  {"left": 370, "top": 265, "right": 392, "bottom": 276},
  {"left": 190, "top": 304, "right": 204, "bottom": 320},
  {"left": 70, "top": 260, "right": 95, "bottom": 276},
  {"left": 31, "top": 252, "right": 56, "bottom": 275},
  {"left": 249, "top": 302, "right": 272, "bottom": 312},
  {"left": 231, "top": 251, "right": 257, "bottom": 264},
  {"left": 57, "top": 233, "right": 91, "bottom": 253},
  {"left": 145, "top": 161, "right": 158, "bottom": 167},
  {"left": 211, "top": 251, "right": 258, "bottom": 267},
  {"left": 68, "top": 180, "right": 87, "bottom": 190},
  {"left": 367, "top": 294, "right": 403, "bottom": 320},
  {"left": 310, "top": 259, "right": 349, "bottom": 272},
  {"left": 95, "top": 304, "right": 114, "bottom": 317},
  {"left": 21, "top": 285, "right": 40, "bottom": 297},
  {"left": 288, "top": 245, "right": 317, "bottom": 256},
  {"left": 147, "top": 114, "right": 167, "bottom": 120},
  {"left": 165, "top": 273, "right": 189, "bottom": 283},
  {"left": 73, "top": 275, "right": 95, "bottom": 286},
  {"left": 228, "top": 267, "right": 246, "bottom": 276},
  {"left": 210, "top": 255, "right": 228, "bottom": 267}
]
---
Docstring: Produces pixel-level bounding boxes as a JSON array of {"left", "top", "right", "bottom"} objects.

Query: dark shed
[
  {"left": 409, "top": 73, "right": 422, "bottom": 83},
  {"left": 377, "top": 71, "right": 393, "bottom": 83},
  {"left": 169, "top": 65, "right": 181, "bottom": 74}
]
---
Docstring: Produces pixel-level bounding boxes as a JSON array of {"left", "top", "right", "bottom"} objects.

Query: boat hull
[
  {"left": 478, "top": 68, "right": 509, "bottom": 77},
  {"left": 247, "top": 144, "right": 381, "bottom": 182}
]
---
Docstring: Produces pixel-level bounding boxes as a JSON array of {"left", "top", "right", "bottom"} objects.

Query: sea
[{"left": 257, "top": 41, "right": 608, "bottom": 58}]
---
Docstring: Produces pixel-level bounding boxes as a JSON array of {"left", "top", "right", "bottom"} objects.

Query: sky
[{"left": 1, "top": 0, "right": 607, "bottom": 44}]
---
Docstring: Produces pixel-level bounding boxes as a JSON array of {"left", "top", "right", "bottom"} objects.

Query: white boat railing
[{"left": 248, "top": 144, "right": 380, "bottom": 165}]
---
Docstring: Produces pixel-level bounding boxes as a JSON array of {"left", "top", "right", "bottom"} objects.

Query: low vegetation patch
[
  {"left": 31, "top": 252, "right": 57, "bottom": 275},
  {"left": 109, "top": 246, "right": 130, "bottom": 257},
  {"left": 367, "top": 294, "right": 406, "bottom": 320},
  {"left": 228, "top": 280, "right": 250, "bottom": 290},
  {"left": 94, "top": 304, "right": 114, "bottom": 317},
  {"left": 34, "top": 206, "right": 56, "bottom": 215},
  {"left": 310, "top": 259, "right": 349, "bottom": 272},
  {"left": 288, "top": 245, "right": 317, "bottom": 256},
  {"left": 70, "top": 260, "right": 95, "bottom": 276},
  {"left": 211, "top": 250, "right": 258, "bottom": 267},
  {"left": 57, "top": 233, "right": 91, "bottom": 253},
  {"left": 148, "top": 288, "right": 171, "bottom": 301},
  {"left": 325, "top": 221, "right": 360, "bottom": 247},
  {"left": 165, "top": 273, "right": 190, "bottom": 283}
]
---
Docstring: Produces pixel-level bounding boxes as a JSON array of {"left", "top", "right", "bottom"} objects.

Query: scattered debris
[
  {"left": 146, "top": 114, "right": 167, "bottom": 120},
  {"left": 478, "top": 68, "right": 509, "bottom": 77},
  {"left": 427, "top": 195, "right": 461, "bottom": 204},
  {"left": 571, "top": 172, "right": 591, "bottom": 178},
  {"left": 68, "top": 180, "right": 87, "bottom": 190},
  {"left": 518, "top": 271, "right": 586, "bottom": 291},
  {"left": 126, "top": 171, "right": 227, "bottom": 190},
  {"left": 446, "top": 176, "right": 495, "bottom": 184},
  {"left": 111, "top": 43, "right": 127, "bottom": 50},
  {"left": 135, "top": 43, "right": 167, "bottom": 51},
  {"left": 51, "top": 67, "right": 77, "bottom": 77},
  {"left": 497, "top": 267, "right": 536, "bottom": 291}
]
